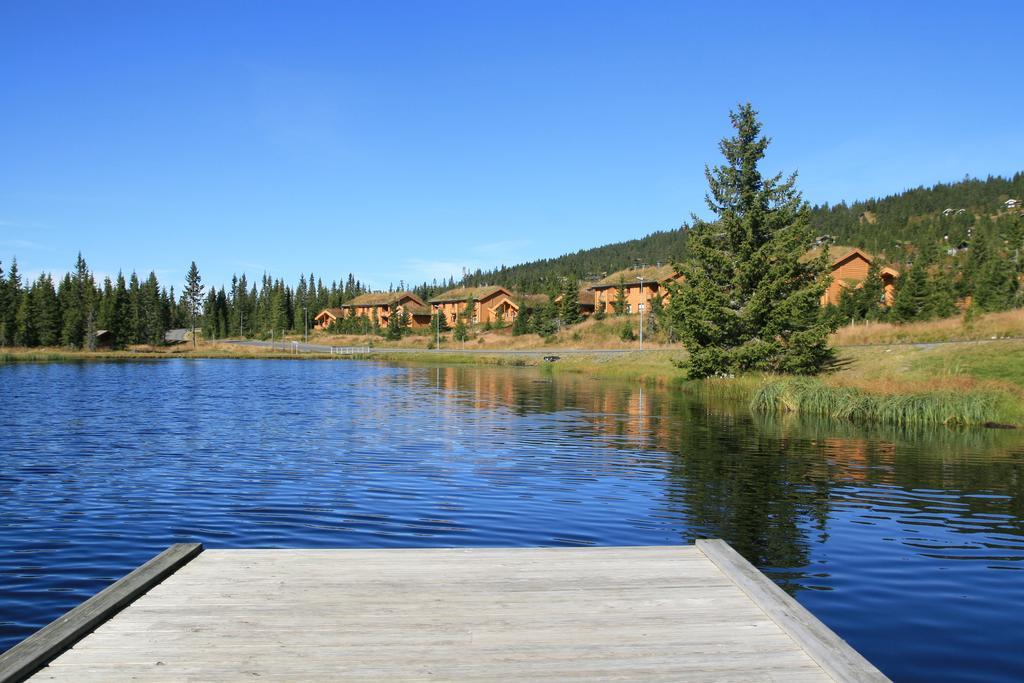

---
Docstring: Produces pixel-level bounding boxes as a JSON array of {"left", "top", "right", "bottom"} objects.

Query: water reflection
[{"left": 1, "top": 360, "right": 1023, "bottom": 680}]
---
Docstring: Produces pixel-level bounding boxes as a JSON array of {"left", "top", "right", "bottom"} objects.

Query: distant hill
[
  {"left": 813, "top": 172, "right": 1024, "bottom": 254},
  {"left": 457, "top": 172, "right": 1024, "bottom": 293}
]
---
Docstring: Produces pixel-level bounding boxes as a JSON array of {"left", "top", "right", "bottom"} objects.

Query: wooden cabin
[
  {"left": 588, "top": 264, "right": 682, "bottom": 316},
  {"left": 341, "top": 292, "right": 432, "bottom": 328},
  {"left": 313, "top": 308, "right": 345, "bottom": 331},
  {"left": 429, "top": 286, "right": 517, "bottom": 325},
  {"left": 820, "top": 248, "right": 899, "bottom": 306},
  {"left": 553, "top": 287, "right": 597, "bottom": 318}
]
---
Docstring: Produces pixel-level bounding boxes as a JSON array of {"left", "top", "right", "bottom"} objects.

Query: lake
[{"left": 1, "top": 359, "right": 1023, "bottom": 681}]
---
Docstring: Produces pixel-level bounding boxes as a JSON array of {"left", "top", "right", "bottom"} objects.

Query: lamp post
[
  {"left": 434, "top": 305, "right": 441, "bottom": 350},
  {"left": 636, "top": 276, "right": 645, "bottom": 351}
]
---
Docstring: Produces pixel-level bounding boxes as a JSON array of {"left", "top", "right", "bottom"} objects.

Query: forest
[{"left": 1, "top": 172, "right": 1021, "bottom": 349}]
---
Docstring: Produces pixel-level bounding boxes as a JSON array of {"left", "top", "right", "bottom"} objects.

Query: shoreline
[{"left": 3, "top": 339, "right": 1022, "bottom": 428}]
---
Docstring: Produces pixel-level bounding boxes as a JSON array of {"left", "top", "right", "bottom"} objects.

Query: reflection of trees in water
[
  {"left": 660, "top": 397, "right": 828, "bottom": 583},
  {"left": 406, "top": 364, "right": 1024, "bottom": 563},
  {"left": 752, "top": 411, "right": 1024, "bottom": 526}
]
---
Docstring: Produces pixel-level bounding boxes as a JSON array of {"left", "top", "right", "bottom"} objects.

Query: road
[{"left": 221, "top": 340, "right": 651, "bottom": 356}]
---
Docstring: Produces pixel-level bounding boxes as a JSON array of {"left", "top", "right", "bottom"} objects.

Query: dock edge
[
  {"left": 0, "top": 542, "right": 204, "bottom": 683},
  {"left": 696, "top": 539, "right": 890, "bottom": 683}
]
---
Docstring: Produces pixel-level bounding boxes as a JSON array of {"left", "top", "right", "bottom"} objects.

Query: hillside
[{"left": 456, "top": 172, "right": 1024, "bottom": 293}]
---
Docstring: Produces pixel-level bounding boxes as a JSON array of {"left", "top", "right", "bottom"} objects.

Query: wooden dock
[{"left": 1, "top": 542, "right": 888, "bottom": 682}]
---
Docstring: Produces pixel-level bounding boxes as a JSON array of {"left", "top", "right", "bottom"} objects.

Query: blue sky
[{"left": 2, "top": 1, "right": 1022, "bottom": 291}]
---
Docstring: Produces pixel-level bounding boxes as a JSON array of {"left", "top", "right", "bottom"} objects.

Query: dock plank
[{"left": 18, "top": 544, "right": 888, "bottom": 682}]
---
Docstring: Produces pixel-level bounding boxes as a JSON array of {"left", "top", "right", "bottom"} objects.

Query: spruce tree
[
  {"left": 613, "top": 276, "right": 627, "bottom": 316},
  {"left": 892, "top": 264, "right": 929, "bottom": 322},
  {"left": 559, "top": 279, "right": 582, "bottom": 325},
  {"left": 62, "top": 254, "right": 92, "bottom": 348},
  {"left": 0, "top": 261, "right": 6, "bottom": 346},
  {"left": 15, "top": 284, "right": 35, "bottom": 346},
  {"left": 511, "top": 303, "right": 530, "bottom": 336},
  {"left": 670, "top": 104, "right": 834, "bottom": 377},
  {"left": 111, "top": 272, "right": 131, "bottom": 348},
  {"left": 183, "top": 261, "right": 204, "bottom": 349},
  {"left": 3, "top": 258, "right": 22, "bottom": 346},
  {"left": 35, "top": 274, "right": 61, "bottom": 346},
  {"left": 853, "top": 261, "right": 886, "bottom": 321},
  {"left": 926, "top": 265, "right": 958, "bottom": 319},
  {"left": 453, "top": 317, "right": 468, "bottom": 343},
  {"left": 384, "top": 307, "right": 404, "bottom": 340}
]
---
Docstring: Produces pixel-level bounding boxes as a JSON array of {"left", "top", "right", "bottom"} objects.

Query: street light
[
  {"left": 434, "top": 304, "right": 441, "bottom": 350},
  {"left": 636, "top": 275, "right": 645, "bottom": 351}
]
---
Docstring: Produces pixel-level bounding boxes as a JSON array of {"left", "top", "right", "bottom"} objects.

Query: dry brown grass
[
  {"left": 307, "top": 315, "right": 676, "bottom": 351},
  {"left": 831, "top": 309, "right": 1024, "bottom": 346}
]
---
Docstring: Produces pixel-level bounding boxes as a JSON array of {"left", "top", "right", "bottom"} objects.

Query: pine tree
[
  {"left": 0, "top": 261, "right": 7, "bottom": 346},
  {"left": 110, "top": 272, "right": 131, "bottom": 348},
  {"left": 15, "top": 283, "right": 35, "bottom": 346},
  {"left": 511, "top": 302, "right": 530, "bottom": 336},
  {"left": 670, "top": 104, "right": 834, "bottom": 377},
  {"left": 855, "top": 261, "right": 886, "bottom": 321},
  {"left": 3, "top": 258, "right": 22, "bottom": 346},
  {"left": 62, "top": 254, "right": 93, "bottom": 348},
  {"left": 183, "top": 261, "right": 204, "bottom": 349},
  {"left": 926, "top": 265, "right": 958, "bottom": 319},
  {"left": 892, "top": 264, "right": 929, "bottom": 322},
  {"left": 35, "top": 274, "right": 61, "bottom": 346},
  {"left": 613, "top": 276, "right": 627, "bottom": 316},
  {"left": 128, "top": 272, "right": 142, "bottom": 345},
  {"left": 453, "top": 317, "right": 468, "bottom": 343},
  {"left": 559, "top": 279, "right": 582, "bottom": 325},
  {"left": 384, "top": 306, "right": 404, "bottom": 340}
]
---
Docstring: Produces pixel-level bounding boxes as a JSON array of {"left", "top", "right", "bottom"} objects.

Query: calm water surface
[{"left": 1, "top": 359, "right": 1023, "bottom": 681}]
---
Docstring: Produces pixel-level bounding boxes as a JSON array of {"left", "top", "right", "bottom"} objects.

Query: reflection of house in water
[{"left": 820, "top": 438, "right": 897, "bottom": 483}]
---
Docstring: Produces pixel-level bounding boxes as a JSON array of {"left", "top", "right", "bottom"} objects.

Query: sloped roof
[
  {"left": 553, "top": 288, "right": 596, "bottom": 307},
  {"left": 428, "top": 286, "right": 510, "bottom": 304},
  {"left": 342, "top": 291, "right": 424, "bottom": 308},
  {"left": 315, "top": 307, "right": 345, "bottom": 319},
  {"left": 588, "top": 264, "right": 679, "bottom": 290},
  {"left": 402, "top": 303, "right": 433, "bottom": 316}
]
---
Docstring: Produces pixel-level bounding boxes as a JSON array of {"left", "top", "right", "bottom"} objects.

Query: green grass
[
  {"left": 909, "top": 342, "right": 1024, "bottom": 388},
  {"left": 748, "top": 376, "right": 1005, "bottom": 427}
]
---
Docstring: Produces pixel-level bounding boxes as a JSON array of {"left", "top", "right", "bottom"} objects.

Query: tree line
[{"left": 0, "top": 254, "right": 381, "bottom": 349}]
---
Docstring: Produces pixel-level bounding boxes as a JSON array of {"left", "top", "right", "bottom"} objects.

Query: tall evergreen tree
[
  {"left": 2, "top": 258, "right": 22, "bottom": 346},
  {"left": 613, "top": 276, "right": 627, "bottom": 316},
  {"left": 559, "top": 279, "right": 582, "bottom": 325},
  {"left": 453, "top": 317, "right": 468, "bottom": 343},
  {"left": 62, "top": 254, "right": 93, "bottom": 348},
  {"left": 669, "top": 104, "right": 833, "bottom": 377},
  {"left": 34, "top": 274, "right": 61, "bottom": 346},
  {"left": 15, "top": 282, "right": 35, "bottom": 347},
  {"left": 511, "top": 302, "right": 530, "bottom": 336},
  {"left": 110, "top": 272, "right": 131, "bottom": 348},
  {"left": 183, "top": 261, "right": 204, "bottom": 349},
  {"left": 891, "top": 264, "right": 929, "bottom": 322}
]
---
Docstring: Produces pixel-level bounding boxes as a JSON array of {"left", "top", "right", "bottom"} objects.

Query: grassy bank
[
  {"left": 687, "top": 339, "right": 1024, "bottom": 427},
  {"left": 0, "top": 345, "right": 339, "bottom": 364},
  {"left": 4, "top": 310, "right": 1023, "bottom": 428}
]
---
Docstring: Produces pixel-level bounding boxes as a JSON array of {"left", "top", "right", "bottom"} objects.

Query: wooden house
[
  {"left": 820, "top": 248, "right": 899, "bottom": 306},
  {"left": 429, "top": 286, "right": 517, "bottom": 325},
  {"left": 313, "top": 308, "right": 345, "bottom": 331},
  {"left": 341, "top": 292, "right": 432, "bottom": 328},
  {"left": 553, "top": 287, "right": 597, "bottom": 317},
  {"left": 587, "top": 264, "right": 682, "bottom": 316}
]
